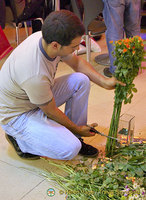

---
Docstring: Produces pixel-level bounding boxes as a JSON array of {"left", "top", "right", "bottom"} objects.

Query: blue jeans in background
[{"left": 103, "top": 0, "right": 141, "bottom": 73}]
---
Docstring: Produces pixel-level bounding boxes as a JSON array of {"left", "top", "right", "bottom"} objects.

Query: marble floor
[{"left": 0, "top": 25, "right": 146, "bottom": 200}]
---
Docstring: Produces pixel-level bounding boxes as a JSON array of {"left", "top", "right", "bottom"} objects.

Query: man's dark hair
[{"left": 42, "top": 10, "right": 85, "bottom": 46}]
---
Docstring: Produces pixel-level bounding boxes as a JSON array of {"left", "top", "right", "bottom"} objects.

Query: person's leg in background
[
  {"left": 15, "top": 0, "right": 45, "bottom": 22},
  {"left": 0, "top": 0, "right": 6, "bottom": 29},
  {"left": 13, "top": 0, "right": 25, "bottom": 17},
  {"left": 124, "top": 0, "right": 141, "bottom": 38},
  {"left": 26, "top": 0, "right": 45, "bottom": 33},
  {"left": 60, "top": 0, "right": 71, "bottom": 10},
  {"left": 14, "top": 0, "right": 45, "bottom": 33},
  {"left": 141, "top": 1, "right": 146, "bottom": 29},
  {"left": 103, "top": 0, "right": 125, "bottom": 77}
]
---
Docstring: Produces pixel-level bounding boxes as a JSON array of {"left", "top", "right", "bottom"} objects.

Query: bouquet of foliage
[{"left": 105, "top": 36, "right": 144, "bottom": 157}]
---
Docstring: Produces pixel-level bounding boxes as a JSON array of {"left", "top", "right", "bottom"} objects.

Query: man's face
[{"left": 58, "top": 36, "right": 82, "bottom": 56}]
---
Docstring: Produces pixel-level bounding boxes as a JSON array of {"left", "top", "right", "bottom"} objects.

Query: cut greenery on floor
[{"left": 41, "top": 143, "right": 146, "bottom": 200}]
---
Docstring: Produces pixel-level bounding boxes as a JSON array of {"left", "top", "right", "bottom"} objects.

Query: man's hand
[
  {"left": 77, "top": 126, "right": 96, "bottom": 137},
  {"left": 77, "top": 123, "right": 98, "bottom": 137},
  {"left": 103, "top": 77, "right": 126, "bottom": 90}
]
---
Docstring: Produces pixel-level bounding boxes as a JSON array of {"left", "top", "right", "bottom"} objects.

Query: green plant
[
  {"left": 41, "top": 143, "right": 146, "bottom": 200},
  {"left": 106, "top": 36, "right": 144, "bottom": 157}
]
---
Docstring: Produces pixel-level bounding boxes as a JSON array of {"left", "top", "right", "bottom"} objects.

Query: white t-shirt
[{"left": 0, "top": 31, "right": 61, "bottom": 124}]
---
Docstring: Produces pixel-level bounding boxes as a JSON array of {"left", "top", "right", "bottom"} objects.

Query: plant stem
[{"left": 106, "top": 101, "right": 122, "bottom": 156}]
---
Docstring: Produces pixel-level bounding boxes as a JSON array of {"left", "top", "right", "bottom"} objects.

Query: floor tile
[
  {"left": 0, "top": 160, "right": 44, "bottom": 200},
  {"left": 20, "top": 179, "right": 67, "bottom": 200}
]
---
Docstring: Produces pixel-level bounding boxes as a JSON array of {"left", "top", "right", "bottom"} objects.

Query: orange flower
[
  {"left": 141, "top": 43, "right": 144, "bottom": 47},
  {"left": 132, "top": 177, "right": 135, "bottom": 183},
  {"left": 123, "top": 48, "right": 127, "bottom": 53},
  {"left": 126, "top": 44, "right": 130, "bottom": 48},
  {"left": 125, "top": 38, "right": 130, "bottom": 43},
  {"left": 110, "top": 41, "right": 113, "bottom": 44},
  {"left": 109, "top": 40, "right": 113, "bottom": 44},
  {"left": 132, "top": 46, "right": 135, "bottom": 49},
  {"left": 138, "top": 36, "right": 142, "bottom": 41},
  {"left": 126, "top": 177, "right": 135, "bottom": 181},
  {"left": 133, "top": 51, "right": 135, "bottom": 55},
  {"left": 118, "top": 42, "right": 122, "bottom": 45}
]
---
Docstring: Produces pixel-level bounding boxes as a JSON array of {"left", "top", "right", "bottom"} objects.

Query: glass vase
[{"left": 117, "top": 114, "right": 135, "bottom": 146}]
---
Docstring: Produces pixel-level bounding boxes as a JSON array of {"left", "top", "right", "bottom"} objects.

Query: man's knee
[
  {"left": 75, "top": 72, "right": 90, "bottom": 90},
  {"left": 58, "top": 139, "right": 82, "bottom": 160}
]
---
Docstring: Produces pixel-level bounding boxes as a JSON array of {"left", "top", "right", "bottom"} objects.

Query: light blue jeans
[
  {"left": 2, "top": 73, "right": 90, "bottom": 160},
  {"left": 103, "top": 0, "right": 141, "bottom": 73}
]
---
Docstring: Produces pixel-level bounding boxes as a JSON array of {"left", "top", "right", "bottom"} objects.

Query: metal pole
[{"left": 55, "top": 0, "right": 60, "bottom": 11}]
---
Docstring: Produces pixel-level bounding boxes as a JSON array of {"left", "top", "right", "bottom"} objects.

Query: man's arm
[
  {"left": 39, "top": 97, "right": 95, "bottom": 137},
  {"left": 62, "top": 54, "right": 125, "bottom": 89}
]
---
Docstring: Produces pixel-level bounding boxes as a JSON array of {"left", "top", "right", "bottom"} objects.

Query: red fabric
[
  {"left": 80, "top": 40, "right": 86, "bottom": 47},
  {"left": 0, "top": 26, "right": 13, "bottom": 60}
]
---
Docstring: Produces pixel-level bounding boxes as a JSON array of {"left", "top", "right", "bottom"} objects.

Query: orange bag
[{"left": 0, "top": 26, "right": 13, "bottom": 60}]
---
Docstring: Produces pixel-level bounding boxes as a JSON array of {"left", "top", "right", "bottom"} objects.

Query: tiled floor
[{"left": 0, "top": 25, "right": 146, "bottom": 200}]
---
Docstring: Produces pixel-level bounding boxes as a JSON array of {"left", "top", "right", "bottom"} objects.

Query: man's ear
[{"left": 51, "top": 42, "right": 61, "bottom": 50}]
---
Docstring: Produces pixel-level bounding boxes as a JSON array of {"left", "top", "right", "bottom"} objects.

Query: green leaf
[
  {"left": 118, "top": 163, "right": 125, "bottom": 170},
  {"left": 135, "top": 168, "right": 144, "bottom": 176},
  {"left": 121, "top": 196, "right": 126, "bottom": 200},
  {"left": 103, "top": 177, "right": 113, "bottom": 185},
  {"left": 113, "top": 184, "right": 119, "bottom": 189},
  {"left": 141, "top": 164, "right": 146, "bottom": 172},
  {"left": 132, "top": 87, "right": 138, "bottom": 93}
]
